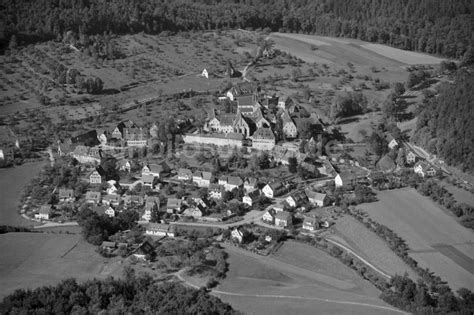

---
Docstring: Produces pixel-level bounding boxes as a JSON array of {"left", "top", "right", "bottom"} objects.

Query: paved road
[{"left": 170, "top": 210, "right": 265, "bottom": 229}]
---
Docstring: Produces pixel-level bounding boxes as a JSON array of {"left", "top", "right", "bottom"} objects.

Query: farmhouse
[
  {"left": 406, "top": 151, "right": 417, "bottom": 164},
  {"left": 72, "top": 145, "right": 101, "bottom": 164},
  {"left": 117, "top": 159, "right": 133, "bottom": 172},
  {"left": 334, "top": 171, "right": 366, "bottom": 187},
  {"left": 208, "top": 184, "right": 225, "bottom": 200},
  {"left": 35, "top": 205, "right": 52, "bottom": 220},
  {"left": 262, "top": 181, "right": 285, "bottom": 198},
  {"left": 386, "top": 133, "right": 399, "bottom": 149},
  {"left": 183, "top": 132, "right": 244, "bottom": 148},
  {"left": 102, "top": 194, "right": 121, "bottom": 206},
  {"left": 133, "top": 241, "right": 155, "bottom": 261},
  {"left": 85, "top": 191, "right": 101, "bottom": 204},
  {"left": 166, "top": 198, "right": 183, "bottom": 214},
  {"left": 281, "top": 111, "right": 298, "bottom": 138},
  {"left": 252, "top": 127, "right": 275, "bottom": 150},
  {"left": 89, "top": 170, "right": 102, "bottom": 185},
  {"left": 226, "top": 82, "right": 257, "bottom": 101},
  {"left": 177, "top": 168, "right": 193, "bottom": 181},
  {"left": 142, "top": 196, "right": 160, "bottom": 221},
  {"left": 286, "top": 192, "right": 307, "bottom": 208},
  {"left": 275, "top": 211, "right": 292, "bottom": 228},
  {"left": 182, "top": 207, "right": 204, "bottom": 218},
  {"left": 230, "top": 228, "right": 247, "bottom": 243},
  {"left": 192, "top": 171, "right": 213, "bottom": 187},
  {"left": 414, "top": 161, "right": 437, "bottom": 177},
  {"left": 242, "top": 189, "right": 260, "bottom": 206},
  {"left": 58, "top": 188, "right": 74, "bottom": 203},
  {"left": 145, "top": 223, "right": 175, "bottom": 237},
  {"left": 302, "top": 217, "right": 319, "bottom": 231},
  {"left": 111, "top": 120, "right": 137, "bottom": 140},
  {"left": 123, "top": 195, "right": 144, "bottom": 207},
  {"left": 262, "top": 209, "right": 276, "bottom": 224},
  {"left": 142, "top": 174, "right": 155, "bottom": 188},
  {"left": 142, "top": 162, "right": 170, "bottom": 178},
  {"left": 244, "top": 177, "right": 258, "bottom": 191},
  {"left": 218, "top": 175, "right": 243, "bottom": 191},
  {"left": 124, "top": 127, "right": 148, "bottom": 147},
  {"left": 305, "top": 190, "right": 329, "bottom": 207}
]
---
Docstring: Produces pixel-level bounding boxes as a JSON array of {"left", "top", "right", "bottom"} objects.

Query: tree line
[
  {"left": 412, "top": 69, "right": 474, "bottom": 175},
  {"left": 0, "top": 270, "right": 238, "bottom": 314},
  {"left": 2, "top": 0, "right": 472, "bottom": 59}
]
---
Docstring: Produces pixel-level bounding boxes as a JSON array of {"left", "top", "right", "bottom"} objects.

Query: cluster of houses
[{"left": 183, "top": 82, "right": 323, "bottom": 151}]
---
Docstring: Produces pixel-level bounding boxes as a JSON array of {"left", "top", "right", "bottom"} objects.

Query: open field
[
  {"left": 362, "top": 44, "right": 446, "bottom": 65},
  {"left": 0, "top": 232, "right": 124, "bottom": 298},
  {"left": 270, "top": 33, "right": 445, "bottom": 66},
  {"left": 215, "top": 242, "right": 405, "bottom": 315},
  {"left": 331, "top": 216, "right": 417, "bottom": 279},
  {"left": 0, "top": 161, "right": 45, "bottom": 227},
  {"left": 359, "top": 188, "right": 474, "bottom": 291}
]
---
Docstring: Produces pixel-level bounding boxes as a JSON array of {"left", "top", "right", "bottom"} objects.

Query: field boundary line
[
  {"left": 325, "top": 238, "right": 392, "bottom": 280},
  {"left": 174, "top": 270, "right": 407, "bottom": 314},
  {"left": 60, "top": 243, "right": 78, "bottom": 258}
]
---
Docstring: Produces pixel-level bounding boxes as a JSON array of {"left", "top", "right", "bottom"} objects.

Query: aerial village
[{"left": 23, "top": 80, "right": 440, "bottom": 256}]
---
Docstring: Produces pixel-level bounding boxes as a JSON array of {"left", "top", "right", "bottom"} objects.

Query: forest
[
  {"left": 0, "top": 270, "right": 238, "bottom": 314},
  {"left": 1, "top": 0, "right": 472, "bottom": 59},
  {"left": 412, "top": 69, "right": 474, "bottom": 175}
]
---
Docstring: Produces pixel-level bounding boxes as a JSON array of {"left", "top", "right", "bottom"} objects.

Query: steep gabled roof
[{"left": 252, "top": 127, "right": 275, "bottom": 140}]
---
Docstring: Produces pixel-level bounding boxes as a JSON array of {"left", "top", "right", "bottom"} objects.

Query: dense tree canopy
[
  {"left": 412, "top": 69, "right": 474, "bottom": 174},
  {"left": 0, "top": 274, "right": 237, "bottom": 314},
  {"left": 2, "top": 0, "right": 472, "bottom": 58}
]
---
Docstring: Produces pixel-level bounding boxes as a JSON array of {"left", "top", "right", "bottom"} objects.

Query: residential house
[
  {"left": 262, "top": 209, "right": 276, "bottom": 224},
  {"left": 166, "top": 198, "right": 182, "bottom": 214},
  {"left": 89, "top": 170, "right": 102, "bottom": 185},
  {"left": 273, "top": 202, "right": 286, "bottom": 212},
  {"left": 58, "top": 188, "right": 74, "bottom": 203},
  {"left": 219, "top": 176, "right": 243, "bottom": 191},
  {"left": 406, "top": 151, "right": 417, "bottom": 165},
  {"left": 133, "top": 241, "right": 155, "bottom": 260},
  {"left": 334, "top": 171, "right": 364, "bottom": 188},
  {"left": 104, "top": 206, "right": 115, "bottom": 218},
  {"left": 142, "top": 174, "right": 155, "bottom": 188},
  {"left": 101, "top": 241, "right": 117, "bottom": 250},
  {"left": 305, "top": 190, "right": 329, "bottom": 207},
  {"left": 252, "top": 127, "right": 275, "bottom": 151},
  {"left": 117, "top": 159, "right": 133, "bottom": 173},
  {"left": 123, "top": 195, "right": 144, "bottom": 208},
  {"left": 177, "top": 168, "right": 193, "bottom": 182},
  {"left": 286, "top": 192, "right": 307, "bottom": 208},
  {"left": 275, "top": 211, "right": 292, "bottom": 228},
  {"left": 142, "top": 162, "right": 170, "bottom": 178},
  {"left": 85, "top": 191, "right": 101, "bottom": 204},
  {"left": 414, "top": 162, "right": 437, "bottom": 178},
  {"left": 96, "top": 129, "right": 108, "bottom": 145},
  {"left": 35, "top": 205, "right": 52, "bottom": 220},
  {"left": 182, "top": 207, "right": 204, "bottom": 218},
  {"left": 226, "top": 82, "right": 257, "bottom": 101},
  {"left": 244, "top": 177, "right": 258, "bottom": 192},
  {"left": 145, "top": 223, "right": 175, "bottom": 237},
  {"left": 102, "top": 194, "right": 121, "bottom": 207},
  {"left": 230, "top": 228, "right": 247, "bottom": 243},
  {"left": 193, "top": 171, "right": 213, "bottom": 187},
  {"left": 302, "top": 217, "right": 319, "bottom": 231},
  {"left": 124, "top": 127, "right": 148, "bottom": 147},
  {"left": 72, "top": 145, "right": 101, "bottom": 164},
  {"left": 142, "top": 196, "right": 160, "bottom": 221},
  {"left": 208, "top": 184, "right": 225, "bottom": 200},
  {"left": 281, "top": 111, "right": 298, "bottom": 138},
  {"left": 242, "top": 189, "right": 260, "bottom": 207},
  {"left": 111, "top": 120, "right": 136, "bottom": 140},
  {"left": 386, "top": 133, "right": 399, "bottom": 150},
  {"left": 262, "top": 181, "right": 285, "bottom": 198},
  {"left": 106, "top": 180, "right": 120, "bottom": 194}
]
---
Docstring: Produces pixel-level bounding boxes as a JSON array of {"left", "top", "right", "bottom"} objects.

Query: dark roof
[{"left": 253, "top": 127, "right": 275, "bottom": 140}]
